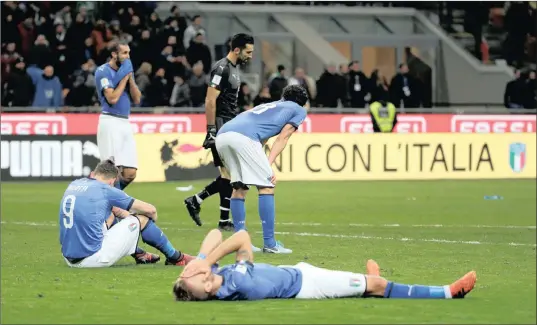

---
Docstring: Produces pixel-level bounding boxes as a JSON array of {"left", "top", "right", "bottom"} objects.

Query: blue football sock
[
  {"left": 230, "top": 198, "right": 246, "bottom": 232},
  {"left": 383, "top": 282, "right": 449, "bottom": 299},
  {"left": 259, "top": 194, "right": 276, "bottom": 248},
  {"left": 141, "top": 220, "right": 180, "bottom": 260}
]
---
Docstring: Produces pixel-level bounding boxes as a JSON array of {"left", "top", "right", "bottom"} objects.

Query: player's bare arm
[
  {"left": 211, "top": 230, "right": 253, "bottom": 264},
  {"left": 112, "top": 207, "right": 131, "bottom": 218},
  {"left": 179, "top": 229, "right": 224, "bottom": 279},
  {"left": 103, "top": 74, "right": 130, "bottom": 105},
  {"left": 128, "top": 74, "right": 142, "bottom": 104},
  {"left": 130, "top": 199, "right": 158, "bottom": 221},
  {"left": 182, "top": 230, "right": 253, "bottom": 279},
  {"left": 267, "top": 124, "right": 297, "bottom": 165},
  {"left": 197, "top": 229, "right": 224, "bottom": 257}
]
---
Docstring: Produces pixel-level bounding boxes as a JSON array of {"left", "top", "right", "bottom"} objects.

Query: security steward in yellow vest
[{"left": 369, "top": 100, "right": 397, "bottom": 133}]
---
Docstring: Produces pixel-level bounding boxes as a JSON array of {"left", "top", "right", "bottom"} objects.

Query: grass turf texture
[{"left": 1, "top": 180, "right": 535, "bottom": 324}]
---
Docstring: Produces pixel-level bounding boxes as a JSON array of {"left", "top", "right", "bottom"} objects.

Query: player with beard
[
  {"left": 94, "top": 41, "right": 160, "bottom": 265},
  {"left": 184, "top": 33, "right": 255, "bottom": 235}
]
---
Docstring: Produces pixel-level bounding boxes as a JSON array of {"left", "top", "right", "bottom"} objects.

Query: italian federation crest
[{"left": 509, "top": 143, "right": 526, "bottom": 173}]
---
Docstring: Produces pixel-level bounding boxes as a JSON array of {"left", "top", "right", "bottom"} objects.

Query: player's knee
[
  {"left": 136, "top": 215, "right": 150, "bottom": 229},
  {"left": 257, "top": 187, "right": 274, "bottom": 195},
  {"left": 365, "top": 275, "right": 389, "bottom": 296},
  {"left": 231, "top": 187, "right": 248, "bottom": 199}
]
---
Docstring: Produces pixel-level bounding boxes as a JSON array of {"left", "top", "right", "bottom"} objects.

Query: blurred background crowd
[{"left": 1, "top": 1, "right": 536, "bottom": 111}]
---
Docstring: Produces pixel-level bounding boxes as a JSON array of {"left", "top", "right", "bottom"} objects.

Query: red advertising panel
[{"left": 1, "top": 113, "right": 535, "bottom": 135}]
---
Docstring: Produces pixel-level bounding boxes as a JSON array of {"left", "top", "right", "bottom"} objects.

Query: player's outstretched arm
[
  {"left": 206, "top": 230, "right": 253, "bottom": 266},
  {"left": 130, "top": 199, "right": 158, "bottom": 221},
  {"left": 267, "top": 124, "right": 297, "bottom": 165},
  {"left": 103, "top": 74, "right": 130, "bottom": 105}
]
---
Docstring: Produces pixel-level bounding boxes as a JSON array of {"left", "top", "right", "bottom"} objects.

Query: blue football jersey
[
  {"left": 59, "top": 178, "right": 134, "bottom": 259},
  {"left": 94, "top": 63, "right": 131, "bottom": 117},
  {"left": 217, "top": 100, "right": 307, "bottom": 142},
  {"left": 215, "top": 261, "right": 303, "bottom": 301}
]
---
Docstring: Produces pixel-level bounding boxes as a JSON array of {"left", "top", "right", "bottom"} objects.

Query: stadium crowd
[{"left": 1, "top": 1, "right": 535, "bottom": 110}]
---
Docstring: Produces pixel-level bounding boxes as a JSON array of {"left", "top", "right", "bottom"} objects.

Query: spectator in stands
[
  {"left": 288, "top": 67, "right": 316, "bottom": 105},
  {"left": 147, "top": 12, "right": 163, "bottom": 35},
  {"left": 18, "top": 13, "right": 36, "bottom": 59},
  {"left": 54, "top": 5, "right": 73, "bottom": 29},
  {"left": 269, "top": 64, "right": 288, "bottom": 101},
  {"left": 503, "top": 69, "right": 527, "bottom": 109},
  {"left": 170, "top": 76, "right": 192, "bottom": 107},
  {"left": 338, "top": 63, "right": 350, "bottom": 107},
  {"left": 253, "top": 85, "right": 272, "bottom": 106},
  {"left": 390, "top": 63, "right": 420, "bottom": 108},
  {"left": 504, "top": 2, "right": 533, "bottom": 66},
  {"left": 316, "top": 64, "right": 343, "bottom": 108},
  {"left": 525, "top": 70, "right": 536, "bottom": 108},
  {"left": 167, "top": 35, "right": 183, "bottom": 57},
  {"left": 79, "top": 37, "right": 97, "bottom": 66},
  {"left": 29, "top": 34, "right": 53, "bottom": 68},
  {"left": 65, "top": 59, "right": 96, "bottom": 107},
  {"left": 135, "top": 62, "right": 152, "bottom": 106},
  {"left": 238, "top": 82, "right": 254, "bottom": 112},
  {"left": 1, "top": 42, "right": 21, "bottom": 81},
  {"left": 132, "top": 30, "right": 153, "bottom": 67},
  {"left": 126, "top": 15, "right": 144, "bottom": 42},
  {"left": 146, "top": 67, "right": 169, "bottom": 107},
  {"left": 188, "top": 61, "right": 208, "bottom": 107},
  {"left": 161, "top": 19, "right": 182, "bottom": 51},
  {"left": 183, "top": 15, "right": 206, "bottom": 50},
  {"left": 91, "top": 19, "right": 112, "bottom": 56},
  {"left": 32, "top": 65, "right": 63, "bottom": 109},
  {"left": 2, "top": 57, "right": 34, "bottom": 107},
  {"left": 165, "top": 5, "right": 188, "bottom": 39},
  {"left": 186, "top": 33, "right": 212, "bottom": 75},
  {"left": 96, "top": 39, "right": 117, "bottom": 66},
  {"left": 159, "top": 45, "right": 188, "bottom": 84},
  {"left": 369, "top": 69, "right": 390, "bottom": 103},
  {"left": 52, "top": 21, "right": 71, "bottom": 84},
  {"left": 348, "top": 60, "right": 368, "bottom": 108},
  {"left": 67, "top": 13, "right": 94, "bottom": 66},
  {"left": 2, "top": 2, "right": 23, "bottom": 46},
  {"left": 35, "top": 12, "right": 54, "bottom": 40}
]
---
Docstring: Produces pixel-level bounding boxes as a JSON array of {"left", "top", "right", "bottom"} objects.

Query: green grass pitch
[{"left": 1, "top": 179, "right": 536, "bottom": 324}]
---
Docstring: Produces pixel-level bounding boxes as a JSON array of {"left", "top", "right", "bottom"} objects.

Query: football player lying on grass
[{"left": 173, "top": 229, "right": 476, "bottom": 301}]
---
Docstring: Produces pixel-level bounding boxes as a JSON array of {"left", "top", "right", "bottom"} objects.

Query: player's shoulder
[
  {"left": 211, "top": 58, "right": 230, "bottom": 73},
  {"left": 95, "top": 63, "right": 111, "bottom": 76}
]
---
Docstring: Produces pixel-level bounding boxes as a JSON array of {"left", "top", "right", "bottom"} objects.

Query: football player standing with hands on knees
[{"left": 214, "top": 85, "right": 310, "bottom": 253}]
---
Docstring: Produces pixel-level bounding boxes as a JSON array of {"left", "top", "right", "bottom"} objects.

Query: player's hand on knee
[{"left": 270, "top": 168, "right": 277, "bottom": 185}]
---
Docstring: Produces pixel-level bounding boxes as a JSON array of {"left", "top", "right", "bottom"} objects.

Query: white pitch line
[
  {"left": 158, "top": 221, "right": 536, "bottom": 230},
  {"left": 266, "top": 231, "right": 537, "bottom": 247},
  {"left": 7, "top": 221, "right": 534, "bottom": 230},
  {"left": 2, "top": 221, "right": 534, "bottom": 248}
]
